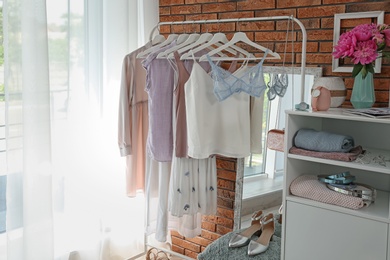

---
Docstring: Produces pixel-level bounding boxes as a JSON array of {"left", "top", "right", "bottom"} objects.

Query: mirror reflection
[{"left": 239, "top": 66, "right": 323, "bottom": 223}]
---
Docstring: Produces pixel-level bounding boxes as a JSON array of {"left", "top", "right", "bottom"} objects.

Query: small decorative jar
[{"left": 312, "top": 77, "right": 346, "bottom": 108}]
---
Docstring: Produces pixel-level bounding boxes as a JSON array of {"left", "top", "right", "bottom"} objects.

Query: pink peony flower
[
  {"left": 382, "top": 29, "right": 390, "bottom": 47},
  {"left": 332, "top": 31, "right": 357, "bottom": 58},
  {"left": 351, "top": 40, "right": 378, "bottom": 65},
  {"left": 332, "top": 23, "right": 390, "bottom": 77},
  {"left": 352, "top": 24, "right": 376, "bottom": 41}
]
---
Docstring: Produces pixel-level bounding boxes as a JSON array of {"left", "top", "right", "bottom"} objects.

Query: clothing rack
[
  {"left": 129, "top": 15, "right": 307, "bottom": 260},
  {"left": 149, "top": 16, "right": 307, "bottom": 103}
]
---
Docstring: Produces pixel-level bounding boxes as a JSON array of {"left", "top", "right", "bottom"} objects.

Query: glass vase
[{"left": 350, "top": 71, "right": 375, "bottom": 109}]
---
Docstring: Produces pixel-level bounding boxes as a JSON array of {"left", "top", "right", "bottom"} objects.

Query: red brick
[
  {"left": 340, "top": 18, "right": 375, "bottom": 29},
  {"left": 301, "top": 53, "right": 333, "bottom": 64},
  {"left": 275, "top": 42, "right": 319, "bottom": 53},
  {"left": 186, "top": 236, "right": 213, "bottom": 247},
  {"left": 186, "top": 13, "right": 217, "bottom": 22},
  {"left": 239, "top": 21, "right": 274, "bottom": 31},
  {"left": 217, "top": 178, "right": 235, "bottom": 190},
  {"left": 218, "top": 11, "right": 254, "bottom": 19},
  {"left": 319, "top": 42, "right": 334, "bottom": 53},
  {"left": 160, "top": 0, "right": 184, "bottom": 6},
  {"left": 346, "top": 2, "right": 390, "bottom": 12},
  {"left": 184, "top": 249, "right": 199, "bottom": 259},
  {"left": 203, "top": 2, "right": 237, "bottom": 13},
  {"left": 323, "top": 0, "right": 364, "bottom": 3},
  {"left": 277, "top": 0, "right": 321, "bottom": 8},
  {"left": 321, "top": 18, "right": 334, "bottom": 29},
  {"left": 160, "top": 15, "right": 185, "bottom": 23},
  {"left": 386, "top": 14, "right": 390, "bottom": 25},
  {"left": 217, "top": 189, "right": 236, "bottom": 200},
  {"left": 217, "top": 197, "right": 234, "bottom": 209},
  {"left": 216, "top": 224, "right": 233, "bottom": 235},
  {"left": 171, "top": 244, "right": 185, "bottom": 255},
  {"left": 171, "top": 230, "right": 184, "bottom": 239},
  {"left": 237, "top": 0, "right": 275, "bottom": 10},
  {"left": 375, "top": 78, "right": 390, "bottom": 91},
  {"left": 297, "top": 6, "right": 345, "bottom": 19},
  {"left": 171, "top": 236, "right": 201, "bottom": 252},
  {"left": 217, "top": 207, "right": 234, "bottom": 219},
  {"left": 201, "top": 230, "right": 222, "bottom": 241},
  {"left": 159, "top": 7, "right": 170, "bottom": 16},
  {"left": 202, "top": 215, "right": 217, "bottom": 223},
  {"left": 201, "top": 221, "right": 216, "bottom": 232},
  {"left": 205, "top": 22, "right": 236, "bottom": 33},
  {"left": 185, "top": 0, "right": 215, "bottom": 3},
  {"left": 305, "top": 29, "right": 334, "bottom": 41},
  {"left": 171, "top": 4, "right": 201, "bottom": 15},
  {"left": 216, "top": 157, "right": 236, "bottom": 171},
  {"left": 277, "top": 19, "right": 320, "bottom": 30},
  {"left": 255, "top": 31, "right": 297, "bottom": 42},
  {"left": 217, "top": 169, "right": 236, "bottom": 181},
  {"left": 216, "top": 216, "right": 234, "bottom": 229},
  {"left": 255, "top": 9, "right": 296, "bottom": 18}
]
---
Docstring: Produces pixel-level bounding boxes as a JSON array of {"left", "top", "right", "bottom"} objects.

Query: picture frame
[{"left": 332, "top": 11, "right": 385, "bottom": 73}]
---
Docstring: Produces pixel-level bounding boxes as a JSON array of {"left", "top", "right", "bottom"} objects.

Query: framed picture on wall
[{"left": 332, "top": 11, "right": 385, "bottom": 73}]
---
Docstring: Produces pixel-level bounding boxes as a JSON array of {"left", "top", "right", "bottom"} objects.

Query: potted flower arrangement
[{"left": 332, "top": 23, "right": 390, "bottom": 108}]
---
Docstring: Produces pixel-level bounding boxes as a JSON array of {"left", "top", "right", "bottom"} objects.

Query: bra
[{"left": 206, "top": 51, "right": 268, "bottom": 101}]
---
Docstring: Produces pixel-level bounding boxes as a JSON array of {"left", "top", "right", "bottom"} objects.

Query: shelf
[
  {"left": 286, "top": 108, "right": 390, "bottom": 125},
  {"left": 283, "top": 107, "right": 390, "bottom": 260},
  {"left": 288, "top": 147, "right": 390, "bottom": 175},
  {"left": 286, "top": 189, "right": 390, "bottom": 223}
]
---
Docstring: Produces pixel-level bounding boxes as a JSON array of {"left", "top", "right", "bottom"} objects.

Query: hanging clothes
[
  {"left": 142, "top": 42, "right": 178, "bottom": 242},
  {"left": 118, "top": 42, "right": 151, "bottom": 197},
  {"left": 142, "top": 41, "right": 177, "bottom": 162},
  {"left": 185, "top": 58, "right": 251, "bottom": 159},
  {"left": 168, "top": 51, "right": 217, "bottom": 235}
]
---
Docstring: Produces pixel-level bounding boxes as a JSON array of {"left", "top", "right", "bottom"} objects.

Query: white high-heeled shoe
[
  {"left": 228, "top": 210, "right": 263, "bottom": 248},
  {"left": 247, "top": 213, "right": 275, "bottom": 256}
]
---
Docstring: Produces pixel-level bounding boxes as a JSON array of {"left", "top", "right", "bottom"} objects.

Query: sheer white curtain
[{"left": 3, "top": 0, "right": 158, "bottom": 259}]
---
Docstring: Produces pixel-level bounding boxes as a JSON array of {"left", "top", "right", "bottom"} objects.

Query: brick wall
[
  {"left": 160, "top": 0, "right": 390, "bottom": 107},
  {"left": 159, "top": 0, "right": 390, "bottom": 258}
]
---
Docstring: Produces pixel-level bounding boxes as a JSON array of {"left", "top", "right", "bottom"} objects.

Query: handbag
[
  {"left": 266, "top": 88, "right": 285, "bottom": 152},
  {"left": 267, "top": 129, "right": 285, "bottom": 152}
]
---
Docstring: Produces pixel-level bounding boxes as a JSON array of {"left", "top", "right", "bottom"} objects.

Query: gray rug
[{"left": 198, "top": 217, "right": 281, "bottom": 260}]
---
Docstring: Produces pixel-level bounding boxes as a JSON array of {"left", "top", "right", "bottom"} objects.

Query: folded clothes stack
[{"left": 289, "top": 128, "right": 363, "bottom": 162}]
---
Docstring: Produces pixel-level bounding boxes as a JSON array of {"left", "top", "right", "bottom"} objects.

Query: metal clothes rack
[{"left": 129, "top": 15, "right": 307, "bottom": 260}]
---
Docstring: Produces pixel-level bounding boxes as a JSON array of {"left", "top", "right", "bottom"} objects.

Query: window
[{"left": 0, "top": 0, "right": 5, "bottom": 233}]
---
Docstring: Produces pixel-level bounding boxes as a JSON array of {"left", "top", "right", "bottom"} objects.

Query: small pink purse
[{"left": 267, "top": 129, "right": 285, "bottom": 152}]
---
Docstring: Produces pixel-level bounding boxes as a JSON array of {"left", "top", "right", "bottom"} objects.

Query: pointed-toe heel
[
  {"left": 228, "top": 210, "right": 263, "bottom": 248},
  {"left": 247, "top": 213, "right": 275, "bottom": 256}
]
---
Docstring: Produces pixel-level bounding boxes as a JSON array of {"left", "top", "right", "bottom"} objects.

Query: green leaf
[
  {"left": 361, "top": 65, "right": 368, "bottom": 79},
  {"left": 352, "top": 64, "right": 363, "bottom": 78},
  {"left": 377, "top": 42, "right": 386, "bottom": 51},
  {"left": 366, "top": 63, "right": 375, "bottom": 74}
]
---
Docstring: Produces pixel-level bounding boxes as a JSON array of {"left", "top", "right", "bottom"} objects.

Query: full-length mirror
[{"left": 235, "top": 66, "right": 323, "bottom": 229}]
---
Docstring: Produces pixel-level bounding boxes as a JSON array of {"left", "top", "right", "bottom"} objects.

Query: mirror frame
[{"left": 234, "top": 66, "right": 323, "bottom": 231}]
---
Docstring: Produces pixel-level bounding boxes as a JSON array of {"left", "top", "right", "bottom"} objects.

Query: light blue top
[{"left": 206, "top": 51, "right": 268, "bottom": 101}]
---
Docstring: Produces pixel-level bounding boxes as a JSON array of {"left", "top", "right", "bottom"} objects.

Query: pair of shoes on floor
[{"left": 228, "top": 211, "right": 275, "bottom": 256}]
